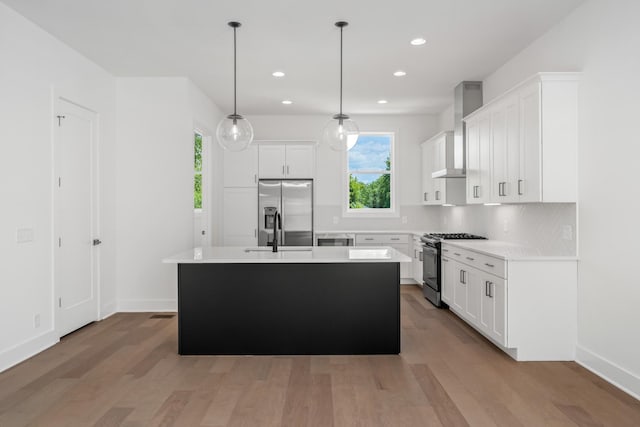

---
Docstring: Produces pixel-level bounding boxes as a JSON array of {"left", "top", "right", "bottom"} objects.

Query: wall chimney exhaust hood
[{"left": 432, "top": 81, "right": 483, "bottom": 178}]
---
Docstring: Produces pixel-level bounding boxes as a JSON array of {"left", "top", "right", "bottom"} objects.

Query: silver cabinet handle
[
  {"left": 442, "top": 257, "right": 448, "bottom": 262},
  {"left": 419, "top": 251, "right": 423, "bottom": 262},
  {"left": 518, "top": 179, "right": 523, "bottom": 196},
  {"left": 425, "top": 192, "right": 429, "bottom": 201},
  {"left": 442, "top": 248, "right": 449, "bottom": 252},
  {"left": 485, "top": 281, "right": 493, "bottom": 298},
  {"left": 462, "top": 270, "right": 466, "bottom": 284},
  {"left": 466, "top": 257, "right": 474, "bottom": 261},
  {"left": 484, "top": 262, "right": 494, "bottom": 268},
  {"left": 459, "top": 270, "right": 463, "bottom": 283},
  {"left": 498, "top": 182, "right": 503, "bottom": 197},
  {"left": 391, "top": 237, "right": 400, "bottom": 241},
  {"left": 423, "top": 192, "right": 427, "bottom": 201},
  {"left": 287, "top": 165, "right": 290, "bottom": 175},
  {"left": 282, "top": 165, "right": 285, "bottom": 175},
  {"left": 414, "top": 249, "right": 417, "bottom": 258},
  {"left": 364, "top": 237, "right": 374, "bottom": 241},
  {"left": 454, "top": 252, "right": 461, "bottom": 256},
  {"left": 435, "top": 190, "right": 440, "bottom": 201}
]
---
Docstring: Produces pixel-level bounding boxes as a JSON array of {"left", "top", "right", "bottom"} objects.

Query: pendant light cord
[
  {"left": 339, "top": 24, "right": 343, "bottom": 116},
  {"left": 233, "top": 25, "right": 237, "bottom": 116}
]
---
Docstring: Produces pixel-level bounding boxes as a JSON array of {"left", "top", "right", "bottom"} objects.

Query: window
[
  {"left": 345, "top": 132, "right": 396, "bottom": 216},
  {"left": 194, "top": 132, "right": 202, "bottom": 210}
]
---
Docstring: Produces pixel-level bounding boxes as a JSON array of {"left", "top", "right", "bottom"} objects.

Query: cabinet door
[
  {"left": 412, "top": 244, "right": 423, "bottom": 284},
  {"left": 519, "top": 82, "right": 542, "bottom": 202},
  {"left": 491, "top": 96, "right": 520, "bottom": 203},
  {"left": 441, "top": 257, "right": 453, "bottom": 304},
  {"left": 421, "top": 142, "right": 433, "bottom": 205},
  {"left": 477, "top": 112, "right": 492, "bottom": 204},
  {"left": 223, "top": 145, "right": 258, "bottom": 187},
  {"left": 480, "top": 275, "right": 507, "bottom": 346},
  {"left": 466, "top": 118, "right": 481, "bottom": 204},
  {"left": 285, "top": 145, "right": 315, "bottom": 178},
  {"left": 452, "top": 261, "right": 467, "bottom": 313},
  {"left": 258, "top": 145, "right": 286, "bottom": 178},
  {"left": 223, "top": 187, "right": 257, "bottom": 246},
  {"left": 464, "top": 268, "right": 482, "bottom": 324}
]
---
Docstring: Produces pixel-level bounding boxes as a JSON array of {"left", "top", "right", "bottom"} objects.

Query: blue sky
[{"left": 348, "top": 135, "right": 391, "bottom": 171}]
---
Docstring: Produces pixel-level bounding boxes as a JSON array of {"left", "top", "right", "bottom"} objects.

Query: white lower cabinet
[
  {"left": 412, "top": 238, "right": 423, "bottom": 284},
  {"left": 442, "top": 242, "right": 577, "bottom": 361}
]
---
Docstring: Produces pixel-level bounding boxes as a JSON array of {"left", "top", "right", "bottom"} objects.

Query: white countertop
[
  {"left": 163, "top": 246, "right": 413, "bottom": 264},
  {"left": 315, "top": 230, "right": 428, "bottom": 237},
  {"left": 441, "top": 240, "right": 578, "bottom": 261}
]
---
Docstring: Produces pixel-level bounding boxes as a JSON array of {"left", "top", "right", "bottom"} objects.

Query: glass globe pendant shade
[
  {"left": 322, "top": 115, "right": 359, "bottom": 151},
  {"left": 216, "top": 114, "right": 254, "bottom": 152}
]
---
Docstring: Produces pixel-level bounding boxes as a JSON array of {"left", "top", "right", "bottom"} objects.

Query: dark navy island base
[{"left": 177, "top": 262, "right": 401, "bottom": 355}]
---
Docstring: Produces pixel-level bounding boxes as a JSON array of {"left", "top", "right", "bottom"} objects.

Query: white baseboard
[
  {"left": 0, "top": 329, "right": 59, "bottom": 374},
  {"left": 117, "top": 299, "right": 177, "bottom": 312},
  {"left": 100, "top": 301, "right": 117, "bottom": 320},
  {"left": 576, "top": 345, "right": 640, "bottom": 400}
]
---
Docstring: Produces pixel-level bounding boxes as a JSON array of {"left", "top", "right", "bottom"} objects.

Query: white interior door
[{"left": 54, "top": 98, "right": 99, "bottom": 337}]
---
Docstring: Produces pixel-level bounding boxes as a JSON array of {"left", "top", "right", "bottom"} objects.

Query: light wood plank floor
[{"left": 1, "top": 286, "right": 639, "bottom": 426}]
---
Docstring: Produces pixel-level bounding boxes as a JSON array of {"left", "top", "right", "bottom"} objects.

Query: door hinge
[{"left": 56, "top": 115, "right": 66, "bottom": 126}]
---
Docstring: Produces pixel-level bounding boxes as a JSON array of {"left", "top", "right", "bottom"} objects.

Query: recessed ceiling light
[
  {"left": 393, "top": 70, "right": 406, "bottom": 77},
  {"left": 410, "top": 37, "right": 427, "bottom": 46},
  {"left": 282, "top": 100, "right": 293, "bottom": 105},
  {"left": 272, "top": 71, "right": 285, "bottom": 77},
  {"left": 377, "top": 100, "right": 388, "bottom": 104}
]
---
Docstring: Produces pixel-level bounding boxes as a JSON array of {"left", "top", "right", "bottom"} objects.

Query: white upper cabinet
[
  {"left": 223, "top": 145, "right": 258, "bottom": 187},
  {"left": 464, "top": 72, "right": 579, "bottom": 204},
  {"left": 421, "top": 132, "right": 466, "bottom": 206},
  {"left": 258, "top": 143, "right": 315, "bottom": 179},
  {"left": 466, "top": 113, "right": 492, "bottom": 204}
]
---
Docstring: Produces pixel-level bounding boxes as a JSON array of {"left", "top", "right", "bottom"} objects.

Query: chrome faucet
[{"left": 272, "top": 211, "right": 281, "bottom": 253}]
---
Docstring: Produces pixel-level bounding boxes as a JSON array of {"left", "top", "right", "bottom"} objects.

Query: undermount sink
[{"left": 244, "top": 247, "right": 313, "bottom": 253}]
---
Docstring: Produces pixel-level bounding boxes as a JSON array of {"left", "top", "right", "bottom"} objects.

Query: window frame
[{"left": 342, "top": 131, "right": 398, "bottom": 218}]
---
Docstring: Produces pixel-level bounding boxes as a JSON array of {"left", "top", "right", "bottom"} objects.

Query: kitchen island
[{"left": 163, "top": 246, "right": 411, "bottom": 355}]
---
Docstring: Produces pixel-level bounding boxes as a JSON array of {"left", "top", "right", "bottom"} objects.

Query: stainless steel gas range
[{"left": 420, "top": 233, "right": 487, "bottom": 307}]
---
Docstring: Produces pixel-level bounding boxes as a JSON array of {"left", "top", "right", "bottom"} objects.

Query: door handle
[
  {"left": 518, "top": 179, "right": 523, "bottom": 196},
  {"left": 93, "top": 239, "right": 102, "bottom": 246}
]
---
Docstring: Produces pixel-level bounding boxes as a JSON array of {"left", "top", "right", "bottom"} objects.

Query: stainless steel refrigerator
[{"left": 258, "top": 180, "right": 313, "bottom": 247}]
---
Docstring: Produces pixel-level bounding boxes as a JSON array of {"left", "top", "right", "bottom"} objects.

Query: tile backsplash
[{"left": 440, "top": 203, "right": 577, "bottom": 256}]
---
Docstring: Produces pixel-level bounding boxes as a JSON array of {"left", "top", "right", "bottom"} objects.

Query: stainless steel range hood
[{"left": 432, "top": 81, "right": 483, "bottom": 178}]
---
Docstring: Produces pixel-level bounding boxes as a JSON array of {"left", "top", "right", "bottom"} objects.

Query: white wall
[
  {"left": 248, "top": 114, "right": 442, "bottom": 231},
  {"left": 0, "top": 3, "right": 116, "bottom": 371},
  {"left": 115, "top": 78, "right": 223, "bottom": 311},
  {"left": 466, "top": 0, "right": 640, "bottom": 397}
]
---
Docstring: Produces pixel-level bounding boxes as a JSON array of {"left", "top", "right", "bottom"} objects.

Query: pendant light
[
  {"left": 216, "top": 21, "right": 254, "bottom": 152},
  {"left": 321, "top": 21, "right": 359, "bottom": 151}
]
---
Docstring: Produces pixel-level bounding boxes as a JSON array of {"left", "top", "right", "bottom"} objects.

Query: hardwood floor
[{"left": 1, "top": 286, "right": 638, "bottom": 426}]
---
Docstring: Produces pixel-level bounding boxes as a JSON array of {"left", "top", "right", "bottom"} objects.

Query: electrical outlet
[
  {"left": 332, "top": 216, "right": 339, "bottom": 225},
  {"left": 34, "top": 314, "right": 40, "bottom": 328},
  {"left": 16, "top": 228, "right": 35, "bottom": 243},
  {"left": 401, "top": 216, "right": 408, "bottom": 224},
  {"left": 503, "top": 219, "right": 509, "bottom": 233},
  {"left": 562, "top": 225, "right": 573, "bottom": 240}
]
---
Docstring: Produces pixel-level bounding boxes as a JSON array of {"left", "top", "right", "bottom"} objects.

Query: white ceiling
[{"left": 3, "top": 0, "right": 583, "bottom": 115}]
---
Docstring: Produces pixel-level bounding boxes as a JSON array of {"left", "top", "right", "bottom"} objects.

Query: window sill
[{"left": 343, "top": 209, "right": 399, "bottom": 219}]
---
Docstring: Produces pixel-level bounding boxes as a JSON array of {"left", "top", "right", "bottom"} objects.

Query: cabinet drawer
[
  {"left": 356, "top": 234, "right": 409, "bottom": 245},
  {"left": 476, "top": 254, "right": 506, "bottom": 278},
  {"left": 442, "top": 244, "right": 506, "bottom": 278}
]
